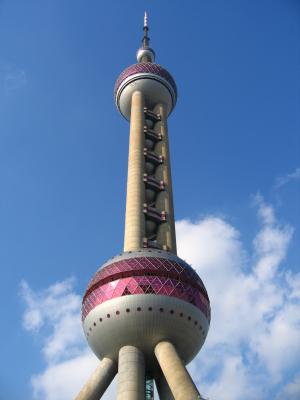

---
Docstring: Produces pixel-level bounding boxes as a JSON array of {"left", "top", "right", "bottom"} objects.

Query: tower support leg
[
  {"left": 154, "top": 341, "right": 200, "bottom": 400},
  {"left": 155, "top": 372, "right": 174, "bottom": 400},
  {"left": 117, "top": 345, "right": 146, "bottom": 400},
  {"left": 75, "top": 357, "right": 117, "bottom": 400}
]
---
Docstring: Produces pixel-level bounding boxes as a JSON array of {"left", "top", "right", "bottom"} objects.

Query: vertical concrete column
[
  {"left": 124, "top": 91, "right": 145, "bottom": 251},
  {"left": 155, "top": 372, "right": 174, "bottom": 400},
  {"left": 75, "top": 358, "right": 117, "bottom": 400},
  {"left": 154, "top": 341, "right": 200, "bottom": 400},
  {"left": 154, "top": 103, "right": 177, "bottom": 254},
  {"left": 117, "top": 345, "right": 146, "bottom": 400}
]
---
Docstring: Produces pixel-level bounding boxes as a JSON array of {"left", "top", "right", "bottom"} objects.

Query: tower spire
[
  {"left": 143, "top": 11, "right": 149, "bottom": 49},
  {"left": 137, "top": 12, "right": 155, "bottom": 63}
]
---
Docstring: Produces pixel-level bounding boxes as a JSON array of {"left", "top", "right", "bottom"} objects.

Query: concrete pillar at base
[
  {"left": 155, "top": 372, "right": 174, "bottom": 400},
  {"left": 75, "top": 358, "right": 117, "bottom": 400},
  {"left": 117, "top": 345, "right": 146, "bottom": 400},
  {"left": 154, "top": 341, "right": 200, "bottom": 400}
]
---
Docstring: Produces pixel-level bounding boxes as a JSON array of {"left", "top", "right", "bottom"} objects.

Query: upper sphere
[
  {"left": 136, "top": 47, "right": 156, "bottom": 63},
  {"left": 115, "top": 63, "right": 177, "bottom": 120}
]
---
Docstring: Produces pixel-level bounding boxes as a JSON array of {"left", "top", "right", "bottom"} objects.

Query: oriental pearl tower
[{"left": 75, "top": 13, "right": 210, "bottom": 400}]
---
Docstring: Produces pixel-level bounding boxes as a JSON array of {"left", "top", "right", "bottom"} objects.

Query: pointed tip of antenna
[
  {"left": 144, "top": 11, "right": 148, "bottom": 28},
  {"left": 136, "top": 11, "right": 155, "bottom": 62}
]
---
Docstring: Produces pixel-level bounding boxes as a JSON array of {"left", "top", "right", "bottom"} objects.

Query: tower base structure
[
  {"left": 76, "top": 342, "right": 201, "bottom": 400},
  {"left": 76, "top": 249, "right": 210, "bottom": 399}
]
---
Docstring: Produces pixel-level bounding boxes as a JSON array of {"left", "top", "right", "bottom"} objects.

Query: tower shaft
[
  {"left": 153, "top": 103, "right": 177, "bottom": 254},
  {"left": 124, "top": 96, "right": 177, "bottom": 253},
  {"left": 124, "top": 91, "right": 146, "bottom": 251}
]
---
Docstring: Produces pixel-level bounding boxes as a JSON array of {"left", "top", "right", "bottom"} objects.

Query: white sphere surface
[
  {"left": 116, "top": 76, "right": 174, "bottom": 120},
  {"left": 83, "top": 294, "right": 209, "bottom": 374}
]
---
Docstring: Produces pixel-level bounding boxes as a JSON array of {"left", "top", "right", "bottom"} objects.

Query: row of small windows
[
  {"left": 107, "top": 249, "right": 164, "bottom": 263},
  {"left": 86, "top": 307, "right": 205, "bottom": 337}
]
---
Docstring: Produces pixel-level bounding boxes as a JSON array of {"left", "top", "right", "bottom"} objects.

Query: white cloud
[
  {"left": 31, "top": 351, "right": 98, "bottom": 400},
  {"left": 21, "top": 278, "right": 117, "bottom": 400},
  {"left": 202, "top": 355, "right": 259, "bottom": 399},
  {"left": 275, "top": 167, "right": 300, "bottom": 188},
  {"left": 286, "top": 271, "right": 300, "bottom": 300},
  {"left": 177, "top": 196, "right": 299, "bottom": 399},
  {"left": 254, "top": 192, "right": 276, "bottom": 225},
  {"left": 21, "top": 196, "right": 299, "bottom": 400},
  {"left": 21, "top": 278, "right": 84, "bottom": 363},
  {"left": 30, "top": 350, "right": 118, "bottom": 400},
  {"left": 277, "top": 372, "right": 300, "bottom": 400},
  {"left": 253, "top": 193, "right": 293, "bottom": 281}
]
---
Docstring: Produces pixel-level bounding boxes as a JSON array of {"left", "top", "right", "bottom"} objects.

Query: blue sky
[{"left": 0, "top": 1, "right": 299, "bottom": 399}]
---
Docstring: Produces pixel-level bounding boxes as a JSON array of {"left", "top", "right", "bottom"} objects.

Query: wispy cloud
[
  {"left": 21, "top": 196, "right": 300, "bottom": 400},
  {"left": 276, "top": 372, "right": 300, "bottom": 400},
  {"left": 20, "top": 278, "right": 109, "bottom": 399},
  {"left": 275, "top": 167, "right": 300, "bottom": 189},
  {"left": 0, "top": 63, "right": 27, "bottom": 94},
  {"left": 21, "top": 277, "right": 84, "bottom": 363},
  {"left": 177, "top": 196, "right": 299, "bottom": 399},
  {"left": 5, "top": 69, "right": 27, "bottom": 92},
  {"left": 30, "top": 351, "right": 112, "bottom": 400}
]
